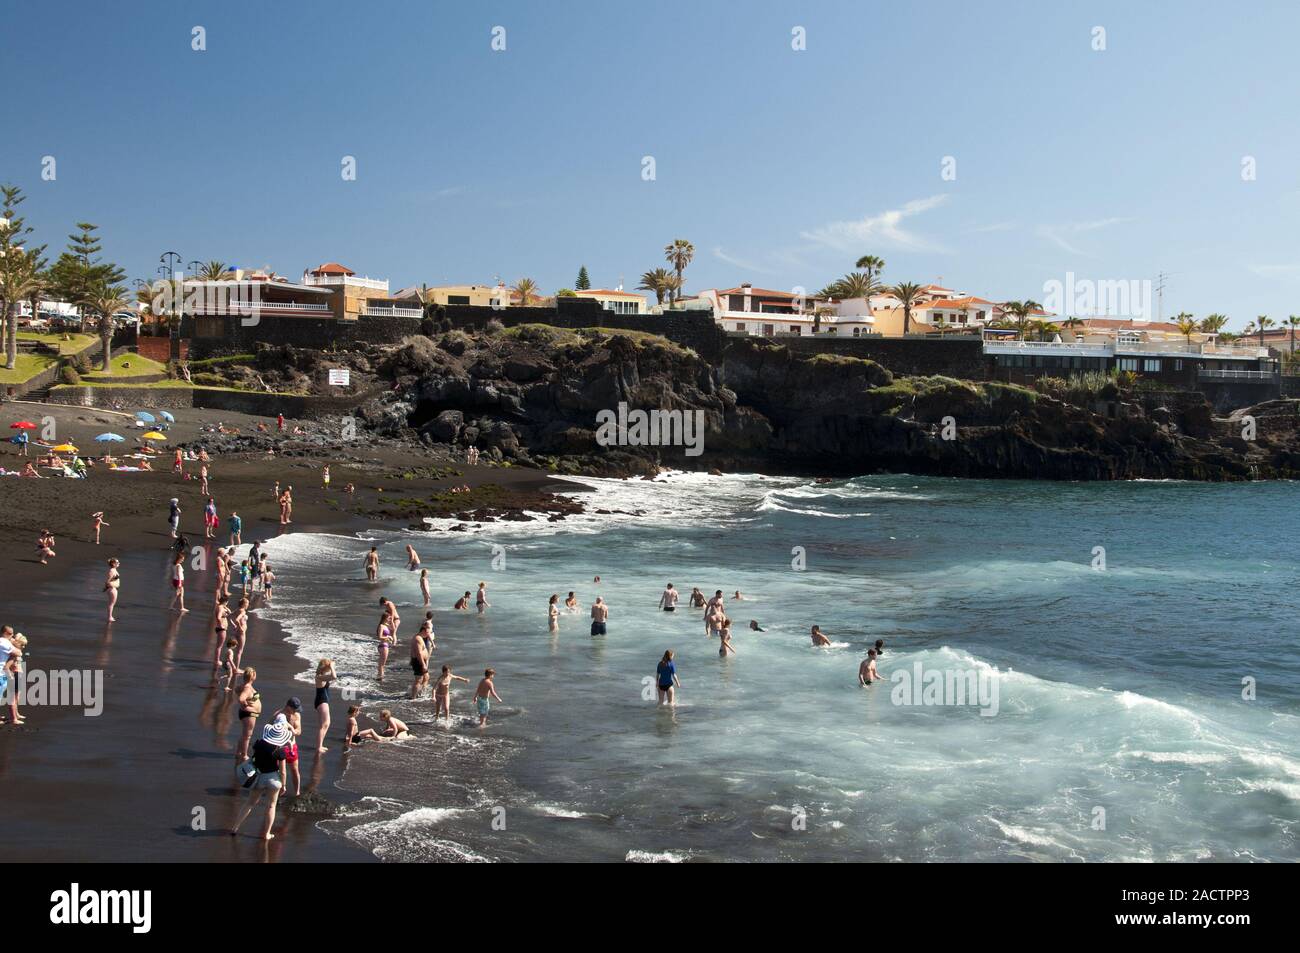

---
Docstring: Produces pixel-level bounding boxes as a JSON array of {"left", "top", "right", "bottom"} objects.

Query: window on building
[
  {"left": 1117, "top": 358, "right": 1139, "bottom": 371},
  {"left": 789, "top": 325, "right": 802, "bottom": 335},
  {"left": 852, "top": 327, "right": 861, "bottom": 337},
  {"left": 734, "top": 322, "right": 746, "bottom": 332},
  {"left": 763, "top": 324, "right": 775, "bottom": 336},
  {"left": 1174, "top": 359, "right": 1183, "bottom": 371},
  {"left": 448, "top": 295, "right": 470, "bottom": 305},
  {"left": 1143, "top": 359, "right": 1161, "bottom": 372}
]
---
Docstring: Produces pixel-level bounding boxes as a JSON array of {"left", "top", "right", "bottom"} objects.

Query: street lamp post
[{"left": 160, "top": 252, "right": 182, "bottom": 356}]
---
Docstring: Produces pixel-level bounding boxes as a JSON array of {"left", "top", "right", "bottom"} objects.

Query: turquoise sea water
[{"left": 256, "top": 473, "right": 1300, "bottom": 862}]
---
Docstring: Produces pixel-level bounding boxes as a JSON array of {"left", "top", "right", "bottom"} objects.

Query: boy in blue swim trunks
[{"left": 474, "top": 669, "right": 503, "bottom": 727}]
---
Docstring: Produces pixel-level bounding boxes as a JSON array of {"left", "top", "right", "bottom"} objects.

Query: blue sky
[{"left": 4, "top": 0, "right": 1300, "bottom": 330}]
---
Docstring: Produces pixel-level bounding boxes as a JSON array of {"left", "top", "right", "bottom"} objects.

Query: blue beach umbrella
[
  {"left": 95, "top": 433, "right": 125, "bottom": 442},
  {"left": 158, "top": 411, "right": 175, "bottom": 423},
  {"left": 135, "top": 411, "right": 156, "bottom": 423}
]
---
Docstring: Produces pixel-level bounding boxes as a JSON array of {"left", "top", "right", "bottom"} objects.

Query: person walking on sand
[
  {"left": 656, "top": 650, "right": 680, "bottom": 707},
  {"left": 92, "top": 511, "right": 109, "bottom": 545},
  {"left": 433, "top": 665, "right": 470, "bottom": 723},
  {"left": 169, "top": 553, "right": 188, "bottom": 613},
  {"left": 474, "top": 669, "right": 503, "bottom": 727},
  {"left": 173, "top": 448, "right": 183, "bottom": 474},
  {"left": 236, "top": 667, "right": 262, "bottom": 762},
  {"left": 273, "top": 697, "right": 304, "bottom": 797},
  {"left": 659, "top": 583, "right": 679, "bottom": 612},
  {"left": 2, "top": 634, "right": 28, "bottom": 726},
  {"left": 314, "top": 658, "right": 339, "bottom": 752},
  {"left": 364, "top": 546, "right": 379, "bottom": 582},
  {"left": 810, "top": 625, "right": 831, "bottom": 647},
  {"left": 228, "top": 510, "right": 242, "bottom": 547},
  {"left": 168, "top": 498, "right": 181, "bottom": 539},
  {"left": 322, "top": 465, "right": 330, "bottom": 490},
  {"left": 219, "top": 638, "right": 239, "bottom": 692},
  {"left": 104, "top": 558, "right": 121, "bottom": 623},
  {"left": 419, "top": 568, "right": 430, "bottom": 607},
  {"left": 590, "top": 596, "right": 609, "bottom": 636},
  {"left": 204, "top": 497, "right": 218, "bottom": 539},
  {"left": 231, "top": 717, "right": 293, "bottom": 841},
  {"left": 476, "top": 581, "right": 489, "bottom": 613},
  {"left": 406, "top": 544, "right": 420, "bottom": 571},
  {"left": 36, "top": 530, "right": 56, "bottom": 565}
]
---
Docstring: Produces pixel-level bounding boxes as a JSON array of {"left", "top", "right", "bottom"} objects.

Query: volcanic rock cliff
[{"left": 270, "top": 325, "right": 1300, "bottom": 481}]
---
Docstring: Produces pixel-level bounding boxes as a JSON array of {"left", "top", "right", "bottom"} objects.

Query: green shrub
[
  {"left": 484, "top": 318, "right": 505, "bottom": 335},
  {"left": 60, "top": 365, "right": 81, "bottom": 385}
]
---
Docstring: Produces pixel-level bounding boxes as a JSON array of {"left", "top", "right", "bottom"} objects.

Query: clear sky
[{"left": 4, "top": 0, "right": 1300, "bottom": 330}]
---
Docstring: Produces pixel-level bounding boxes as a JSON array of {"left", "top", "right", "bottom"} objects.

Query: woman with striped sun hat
[{"left": 231, "top": 715, "right": 294, "bottom": 841}]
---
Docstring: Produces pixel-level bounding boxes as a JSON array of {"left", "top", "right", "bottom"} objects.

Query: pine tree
[
  {"left": 576, "top": 266, "right": 591, "bottom": 290},
  {"left": 48, "top": 222, "right": 124, "bottom": 317}
]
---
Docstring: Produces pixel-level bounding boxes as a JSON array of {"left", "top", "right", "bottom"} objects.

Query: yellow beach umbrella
[
  {"left": 142, "top": 431, "right": 167, "bottom": 441},
  {"left": 51, "top": 443, "right": 79, "bottom": 453}
]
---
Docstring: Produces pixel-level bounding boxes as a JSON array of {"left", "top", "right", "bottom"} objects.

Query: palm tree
[
  {"left": 1174, "top": 312, "right": 1198, "bottom": 343},
  {"left": 888, "top": 282, "right": 929, "bottom": 336},
  {"left": 1000, "top": 300, "right": 1043, "bottom": 341},
  {"left": 854, "top": 254, "right": 886, "bottom": 283},
  {"left": 81, "top": 285, "right": 130, "bottom": 371},
  {"left": 198, "top": 260, "right": 231, "bottom": 281},
  {"left": 664, "top": 239, "right": 694, "bottom": 303},
  {"left": 1288, "top": 315, "right": 1300, "bottom": 356},
  {"left": 637, "top": 268, "right": 678, "bottom": 306},
  {"left": 1, "top": 252, "right": 44, "bottom": 370},
  {"left": 1199, "top": 313, "right": 1228, "bottom": 338},
  {"left": 511, "top": 277, "right": 539, "bottom": 307},
  {"left": 1256, "top": 315, "right": 1275, "bottom": 347},
  {"left": 819, "top": 271, "right": 876, "bottom": 300}
]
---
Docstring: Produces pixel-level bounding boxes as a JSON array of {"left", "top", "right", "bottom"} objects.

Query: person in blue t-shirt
[
  {"left": 228, "top": 511, "right": 242, "bottom": 547},
  {"left": 656, "top": 650, "right": 680, "bottom": 707}
]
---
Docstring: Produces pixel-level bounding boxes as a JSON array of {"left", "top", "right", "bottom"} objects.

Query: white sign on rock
[{"left": 328, "top": 368, "right": 351, "bottom": 386}]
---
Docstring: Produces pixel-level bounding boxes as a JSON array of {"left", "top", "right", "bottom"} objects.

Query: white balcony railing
[
  {"left": 365, "top": 305, "right": 422, "bottom": 318},
  {"left": 303, "top": 274, "right": 389, "bottom": 291},
  {"left": 189, "top": 300, "right": 331, "bottom": 315},
  {"left": 984, "top": 339, "right": 1270, "bottom": 360},
  {"left": 1197, "top": 369, "right": 1276, "bottom": 380}
]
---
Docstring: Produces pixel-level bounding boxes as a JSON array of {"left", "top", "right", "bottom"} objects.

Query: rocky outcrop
[{"left": 288, "top": 328, "right": 1300, "bottom": 482}]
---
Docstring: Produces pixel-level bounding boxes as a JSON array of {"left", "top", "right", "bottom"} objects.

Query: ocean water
[{"left": 253, "top": 473, "right": 1300, "bottom": 862}]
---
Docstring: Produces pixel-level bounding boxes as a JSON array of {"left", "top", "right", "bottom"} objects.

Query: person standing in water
[
  {"left": 548, "top": 594, "right": 560, "bottom": 631},
  {"left": 688, "top": 587, "right": 705, "bottom": 609},
  {"left": 810, "top": 625, "right": 831, "bottom": 647},
  {"left": 474, "top": 669, "right": 503, "bottom": 727},
  {"left": 433, "top": 665, "right": 470, "bottom": 724},
  {"left": 659, "top": 583, "right": 679, "bottom": 612},
  {"left": 476, "top": 582, "right": 489, "bottom": 613},
  {"left": 564, "top": 591, "right": 579, "bottom": 612},
  {"left": 454, "top": 591, "right": 471, "bottom": 610},
  {"left": 858, "top": 649, "right": 882, "bottom": 686},
  {"left": 409, "top": 628, "right": 430, "bottom": 698},
  {"left": 718, "top": 624, "right": 736, "bottom": 657},
  {"left": 314, "top": 658, "right": 339, "bottom": 753},
  {"left": 419, "top": 569, "right": 430, "bottom": 607},
  {"left": 590, "top": 596, "right": 609, "bottom": 636},
  {"left": 104, "top": 558, "right": 120, "bottom": 623},
  {"left": 364, "top": 546, "right": 379, "bottom": 582},
  {"left": 656, "top": 650, "right": 680, "bottom": 706},
  {"left": 405, "top": 545, "right": 420, "bottom": 571},
  {"left": 376, "top": 613, "right": 396, "bottom": 681}
]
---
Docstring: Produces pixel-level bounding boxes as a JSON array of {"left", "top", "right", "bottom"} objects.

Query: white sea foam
[{"left": 625, "top": 849, "right": 689, "bottom": 863}]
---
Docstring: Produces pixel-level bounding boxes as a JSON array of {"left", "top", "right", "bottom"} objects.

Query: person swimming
[{"left": 810, "top": 625, "right": 831, "bottom": 647}]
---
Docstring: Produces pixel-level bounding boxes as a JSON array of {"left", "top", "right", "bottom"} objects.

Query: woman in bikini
[
  {"left": 376, "top": 614, "right": 396, "bottom": 681},
  {"left": 718, "top": 623, "right": 737, "bottom": 657},
  {"left": 236, "top": 667, "right": 261, "bottom": 762},
  {"left": 231, "top": 597, "right": 250, "bottom": 669},
  {"left": 548, "top": 594, "right": 560, "bottom": 632},
  {"left": 211, "top": 594, "right": 230, "bottom": 670},
  {"left": 314, "top": 658, "right": 339, "bottom": 753},
  {"left": 104, "top": 558, "right": 121, "bottom": 623},
  {"left": 169, "top": 552, "right": 187, "bottom": 613},
  {"left": 433, "top": 665, "right": 470, "bottom": 724}
]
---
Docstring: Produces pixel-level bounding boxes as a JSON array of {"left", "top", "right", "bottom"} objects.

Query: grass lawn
[
  {"left": 16, "top": 331, "right": 97, "bottom": 355},
  {"left": 82, "top": 352, "right": 168, "bottom": 380},
  {"left": 0, "top": 353, "right": 58, "bottom": 385}
]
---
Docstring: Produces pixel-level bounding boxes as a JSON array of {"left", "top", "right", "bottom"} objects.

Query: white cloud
[
  {"left": 1036, "top": 217, "right": 1131, "bottom": 255},
  {"left": 800, "top": 195, "right": 951, "bottom": 253},
  {"left": 1248, "top": 263, "right": 1300, "bottom": 281},
  {"left": 712, "top": 246, "right": 769, "bottom": 273},
  {"left": 970, "top": 221, "right": 1016, "bottom": 233}
]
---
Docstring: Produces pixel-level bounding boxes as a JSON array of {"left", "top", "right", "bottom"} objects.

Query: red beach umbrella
[{"left": 9, "top": 421, "right": 36, "bottom": 429}]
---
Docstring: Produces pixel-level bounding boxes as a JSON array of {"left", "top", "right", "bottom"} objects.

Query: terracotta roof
[
  {"left": 917, "top": 296, "right": 995, "bottom": 309},
  {"left": 1077, "top": 318, "right": 1184, "bottom": 332},
  {"left": 310, "top": 262, "right": 354, "bottom": 276}
]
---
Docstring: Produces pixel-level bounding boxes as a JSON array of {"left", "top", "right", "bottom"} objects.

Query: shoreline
[{"left": 0, "top": 403, "right": 588, "bottom": 862}]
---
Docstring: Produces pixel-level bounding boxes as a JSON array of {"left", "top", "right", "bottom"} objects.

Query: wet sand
[{"left": 0, "top": 401, "right": 584, "bottom": 862}]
